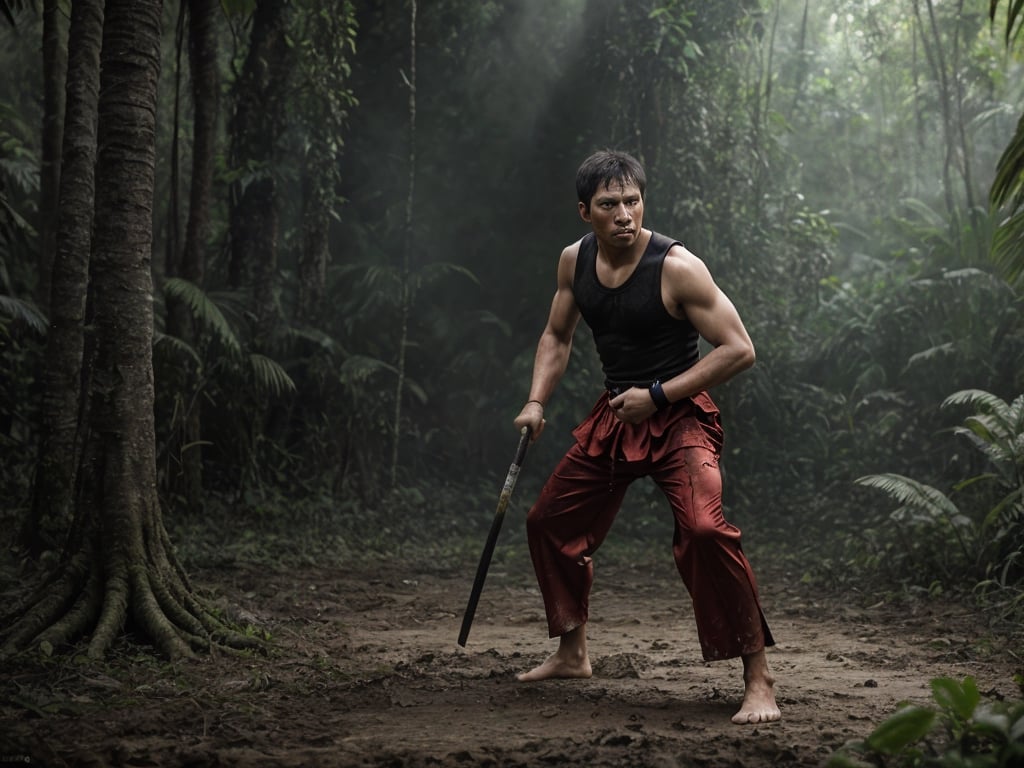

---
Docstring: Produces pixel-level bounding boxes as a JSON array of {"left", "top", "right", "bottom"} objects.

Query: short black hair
[{"left": 575, "top": 150, "right": 646, "bottom": 209}]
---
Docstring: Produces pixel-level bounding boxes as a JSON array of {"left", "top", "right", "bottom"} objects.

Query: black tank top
[{"left": 573, "top": 230, "right": 700, "bottom": 389}]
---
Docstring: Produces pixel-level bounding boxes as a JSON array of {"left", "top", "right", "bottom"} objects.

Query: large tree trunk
[
  {"left": 23, "top": 0, "right": 104, "bottom": 558},
  {"left": 296, "top": 146, "right": 330, "bottom": 328},
  {"left": 3, "top": 0, "right": 257, "bottom": 662}
]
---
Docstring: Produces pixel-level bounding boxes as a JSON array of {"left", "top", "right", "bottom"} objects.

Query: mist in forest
[{"left": 0, "top": 0, "right": 1022, "bottom": 605}]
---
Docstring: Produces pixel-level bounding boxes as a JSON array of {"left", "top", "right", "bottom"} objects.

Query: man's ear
[{"left": 578, "top": 200, "right": 591, "bottom": 222}]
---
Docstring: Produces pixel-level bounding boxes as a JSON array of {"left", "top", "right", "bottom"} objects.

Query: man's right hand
[{"left": 514, "top": 400, "right": 546, "bottom": 441}]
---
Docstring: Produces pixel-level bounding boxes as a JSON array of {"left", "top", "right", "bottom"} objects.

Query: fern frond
[
  {"left": 899, "top": 197, "right": 947, "bottom": 230},
  {"left": 904, "top": 342, "right": 954, "bottom": 372},
  {"left": 249, "top": 353, "right": 295, "bottom": 396},
  {"left": 960, "top": 414, "right": 1006, "bottom": 442},
  {"left": 951, "top": 425, "right": 1015, "bottom": 470},
  {"left": 357, "top": 264, "right": 402, "bottom": 292},
  {"left": 473, "top": 309, "right": 513, "bottom": 337},
  {"left": 410, "top": 262, "right": 480, "bottom": 291},
  {"left": 153, "top": 331, "right": 202, "bottom": 368},
  {"left": 0, "top": 294, "right": 47, "bottom": 335},
  {"left": 338, "top": 354, "right": 398, "bottom": 387},
  {"left": 856, "top": 473, "right": 961, "bottom": 520},
  {"left": 942, "top": 389, "right": 1011, "bottom": 421},
  {"left": 405, "top": 378, "right": 428, "bottom": 404},
  {"left": 981, "top": 490, "right": 1024, "bottom": 531},
  {"left": 163, "top": 278, "right": 242, "bottom": 356},
  {"left": 285, "top": 325, "right": 347, "bottom": 355}
]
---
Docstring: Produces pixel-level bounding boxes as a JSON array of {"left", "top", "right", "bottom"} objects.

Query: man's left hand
[{"left": 608, "top": 387, "right": 657, "bottom": 424}]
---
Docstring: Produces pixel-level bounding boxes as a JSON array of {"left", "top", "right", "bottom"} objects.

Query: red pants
[{"left": 525, "top": 391, "right": 774, "bottom": 661}]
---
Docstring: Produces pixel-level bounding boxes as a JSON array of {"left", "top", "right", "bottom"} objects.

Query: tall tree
[
  {"left": 37, "top": 0, "right": 66, "bottom": 312},
  {"left": 226, "top": 0, "right": 292, "bottom": 350},
  {"left": 162, "top": 0, "right": 221, "bottom": 513},
  {"left": 22, "top": 0, "right": 104, "bottom": 557},
  {"left": 3, "top": 0, "right": 255, "bottom": 660},
  {"left": 390, "top": 0, "right": 416, "bottom": 489},
  {"left": 912, "top": 0, "right": 978, "bottom": 218},
  {"left": 295, "top": 0, "right": 357, "bottom": 328}
]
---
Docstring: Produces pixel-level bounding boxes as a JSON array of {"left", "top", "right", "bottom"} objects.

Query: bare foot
[
  {"left": 517, "top": 625, "right": 591, "bottom": 682},
  {"left": 516, "top": 651, "right": 592, "bottom": 682},
  {"left": 732, "top": 650, "right": 781, "bottom": 724},
  {"left": 731, "top": 679, "right": 781, "bottom": 723}
]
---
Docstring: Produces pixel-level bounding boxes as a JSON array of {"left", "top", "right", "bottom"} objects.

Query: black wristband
[{"left": 648, "top": 380, "right": 670, "bottom": 410}]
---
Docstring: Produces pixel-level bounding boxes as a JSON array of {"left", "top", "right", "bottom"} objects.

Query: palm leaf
[
  {"left": 285, "top": 325, "right": 347, "bottom": 355},
  {"left": 988, "top": 2, "right": 1024, "bottom": 288},
  {"left": 410, "top": 262, "right": 480, "bottom": 292},
  {"left": 0, "top": 294, "right": 47, "bottom": 335},
  {"left": 339, "top": 354, "right": 398, "bottom": 383},
  {"left": 903, "top": 342, "right": 954, "bottom": 373},
  {"left": 249, "top": 353, "right": 295, "bottom": 396},
  {"left": 991, "top": 111, "right": 1024, "bottom": 211},
  {"left": 991, "top": 208, "right": 1024, "bottom": 289},
  {"left": 989, "top": 0, "right": 1024, "bottom": 46},
  {"left": 153, "top": 331, "right": 202, "bottom": 368},
  {"left": 855, "top": 473, "right": 962, "bottom": 521},
  {"left": 942, "top": 389, "right": 1011, "bottom": 422},
  {"left": 163, "top": 278, "right": 242, "bottom": 356},
  {"left": 900, "top": 197, "right": 948, "bottom": 231}
]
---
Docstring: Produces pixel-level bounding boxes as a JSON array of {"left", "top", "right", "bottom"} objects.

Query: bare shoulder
[
  {"left": 555, "top": 238, "right": 584, "bottom": 283},
  {"left": 560, "top": 238, "right": 584, "bottom": 265},
  {"left": 664, "top": 243, "right": 711, "bottom": 275},
  {"left": 663, "top": 243, "right": 717, "bottom": 303}
]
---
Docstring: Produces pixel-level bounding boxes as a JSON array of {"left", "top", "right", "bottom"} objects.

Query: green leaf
[
  {"left": 864, "top": 705, "right": 936, "bottom": 754},
  {"left": 824, "top": 752, "right": 875, "bottom": 768},
  {"left": 931, "top": 677, "right": 980, "bottom": 721},
  {"left": 0, "top": 294, "right": 47, "bottom": 335},
  {"left": 249, "top": 353, "right": 296, "bottom": 396},
  {"left": 1009, "top": 706, "right": 1024, "bottom": 741},
  {"left": 855, "top": 473, "right": 961, "bottom": 521},
  {"left": 163, "top": 278, "right": 242, "bottom": 356},
  {"left": 971, "top": 705, "right": 1011, "bottom": 740},
  {"left": 153, "top": 331, "right": 202, "bottom": 368}
]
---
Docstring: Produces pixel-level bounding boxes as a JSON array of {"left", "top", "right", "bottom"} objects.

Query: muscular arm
[
  {"left": 660, "top": 245, "right": 755, "bottom": 401},
  {"left": 610, "top": 245, "right": 754, "bottom": 422},
  {"left": 513, "top": 244, "right": 582, "bottom": 439}
]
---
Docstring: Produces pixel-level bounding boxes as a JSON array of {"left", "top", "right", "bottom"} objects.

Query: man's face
[{"left": 579, "top": 179, "right": 644, "bottom": 247}]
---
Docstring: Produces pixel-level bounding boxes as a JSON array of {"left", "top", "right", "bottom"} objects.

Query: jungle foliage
[
  {"left": 0, "top": 0, "right": 1022, "bottom": 620},
  {"left": 827, "top": 675, "right": 1024, "bottom": 768}
]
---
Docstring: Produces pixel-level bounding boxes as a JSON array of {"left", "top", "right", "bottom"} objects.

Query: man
[{"left": 512, "top": 149, "right": 780, "bottom": 725}]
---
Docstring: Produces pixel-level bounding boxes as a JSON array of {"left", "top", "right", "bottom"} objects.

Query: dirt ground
[{"left": 1, "top": 554, "right": 1021, "bottom": 767}]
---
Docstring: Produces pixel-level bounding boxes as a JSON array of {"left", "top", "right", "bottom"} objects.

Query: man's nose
[{"left": 614, "top": 203, "right": 630, "bottom": 221}]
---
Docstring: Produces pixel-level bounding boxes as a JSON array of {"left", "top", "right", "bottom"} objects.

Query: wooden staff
[{"left": 457, "top": 426, "right": 531, "bottom": 647}]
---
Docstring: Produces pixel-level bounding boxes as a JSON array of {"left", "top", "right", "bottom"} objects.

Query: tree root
[
  {"left": 88, "top": 569, "right": 129, "bottom": 659},
  {"left": 0, "top": 556, "right": 89, "bottom": 656},
  {"left": 128, "top": 564, "right": 194, "bottom": 660},
  {"left": 3, "top": 538, "right": 267, "bottom": 661},
  {"left": 34, "top": 560, "right": 104, "bottom": 651}
]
